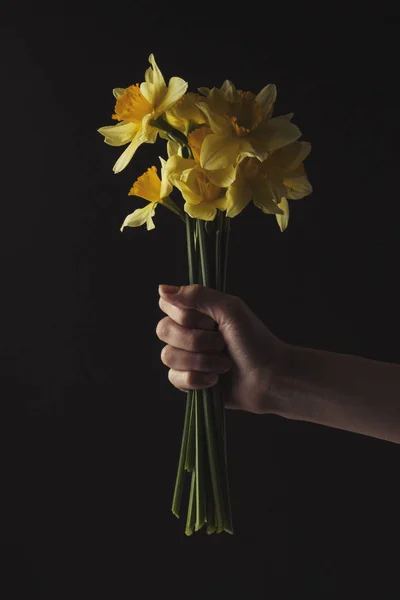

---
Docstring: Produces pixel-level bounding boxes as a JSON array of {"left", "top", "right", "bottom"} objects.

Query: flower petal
[
  {"left": 283, "top": 174, "right": 313, "bottom": 199},
  {"left": 198, "top": 86, "right": 210, "bottom": 96},
  {"left": 120, "top": 202, "right": 157, "bottom": 231},
  {"left": 156, "top": 76, "right": 188, "bottom": 114},
  {"left": 140, "top": 54, "right": 166, "bottom": 105},
  {"left": 164, "top": 155, "right": 195, "bottom": 184},
  {"left": 197, "top": 102, "right": 230, "bottom": 136},
  {"left": 159, "top": 156, "right": 173, "bottom": 198},
  {"left": 184, "top": 202, "right": 217, "bottom": 221},
  {"left": 167, "top": 140, "right": 182, "bottom": 158},
  {"left": 98, "top": 121, "right": 137, "bottom": 146},
  {"left": 220, "top": 80, "right": 237, "bottom": 101},
  {"left": 206, "top": 165, "right": 236, "bottom": 188},
  {"left": 113, "top": 133, "right": 143, "bottom": 173},
  {"left": 253, "top": 183, "right": 284, "bottom": 215},
  {"left": 256, "top": 115, "right": 301, "bottom": 152},
  {"left": 113, "top": 88, "right": 125, "bottom": 100},
  {"left": 272, "top": 141, "right": 312, "bottom": 172},
  {"left": 275, "top": 197, "right": 289, "bottom": 231},
  {"left": 200, "top": 133, "right": 241, "bottom": 170},
  {"left": 256, "top": 84, "right": 277, "bottom": 119},
  {"left": 226, "top": 176, "right": 252, "bottom": 218},
  {"left": 176, "top": 180, "right": 202, "bottom": 205}
]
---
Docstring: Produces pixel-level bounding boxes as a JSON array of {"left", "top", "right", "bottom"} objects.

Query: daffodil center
[
  {"left": 112, "top": 84, "right": 153, "bottom": 124},
  {"left": 196, "top": 171, "right": 221, "bottom": 203},
  {"left": 128, "top": 166, "right": 162, "bottom": 203},
  {"left": 226, "top": 91, "right": 262, "bottom": 137}
]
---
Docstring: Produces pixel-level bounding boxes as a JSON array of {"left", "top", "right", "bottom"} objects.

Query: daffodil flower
[
  {"left": 197, "top": 80, "right": 301, "bottom": 171},
  {"left": 225, "top": 140, "right": 312, "bottom": 230},
  {"left": 120, "top": 158, "right": 176, "bottom": 231},
  {"left": 162, "top": 127, "right": 235, "bottom": 221},
  {"left": 98, "top": 54, "right": 188, "bottom": 174}
]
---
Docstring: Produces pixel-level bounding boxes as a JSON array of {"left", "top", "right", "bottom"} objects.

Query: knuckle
[
  {"left": 156, "top": 316, "right": 170, "bottom": 340},
  {"left": 160, "top": 345, "right": 172, "bottom": 366},
  {"left": 186, "top": 329, "right": 200, "bottom": 351},
  {"left": 185, "top": 371, "right": 198, "bottom": 388}
]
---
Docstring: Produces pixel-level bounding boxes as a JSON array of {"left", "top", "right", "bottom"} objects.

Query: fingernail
[{"left": 159, "top": 285, "right": 180, "bottom": 295}]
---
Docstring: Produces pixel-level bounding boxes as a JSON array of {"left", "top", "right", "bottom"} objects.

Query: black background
[{"left": 1, "top": 9, "right": 400, "bottom": 598}]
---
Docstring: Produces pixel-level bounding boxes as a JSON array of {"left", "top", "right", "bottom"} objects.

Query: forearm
[{"left": 269, "top": 343, "right": 400, "bottom": 444}]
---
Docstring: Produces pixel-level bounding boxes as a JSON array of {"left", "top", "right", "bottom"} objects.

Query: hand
[{"left": 156, "top": 284, "right": 286, "bottom": 414}]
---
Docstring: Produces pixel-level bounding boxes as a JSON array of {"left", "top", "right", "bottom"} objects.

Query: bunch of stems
[{"left": 171, "top": 209, "right": 233, "bottom": 535}]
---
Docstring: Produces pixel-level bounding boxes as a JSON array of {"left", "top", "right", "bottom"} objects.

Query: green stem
[
  {"left": 185, "top": 470, "right": 196, "bottom": 536},
  {"left": 186, "top": 213, "right": 196, "bottom": 285},
  {"left": 202, "top": 388, "right": 224, "bottom": 531},
  {"left": 197, "top": 220, "right": 210, "bottom": 288},
  {"left": 222, "top": 214, "right": 231, "bottom": 294},
  {"left": 185, "top": 394, "right": 195, "bottom": 472},
  {"left": 195, "top": 393, "right": 206, "bottom": 531},
  {"left": 171, "top": 392, "right": 193, "bottom": 518}
]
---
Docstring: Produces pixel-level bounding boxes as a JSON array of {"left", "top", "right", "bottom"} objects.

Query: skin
[{"left": 156, "top": 284, "right": 400, "bottom": 445}]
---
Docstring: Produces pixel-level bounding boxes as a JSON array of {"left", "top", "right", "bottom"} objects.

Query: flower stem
[
  {"left": 171, "top": 391, "right": 193, "bottom": 518},
  {"left": 185, "top": 470, "right": 196, "bottom": 536},
  {"left": 202, "top": 388, "right": 224, "bottom": 531},
  {"left": 197, "top": 220, "right": 210, "bottom": 288},
  {"left": 185, "top": 394, "right": 195, "bottom": 472},
  {"left": 186, "top": 213, "right": 196, "bottom": 285},
  {"left": 195, "top": 392, "right": 206, "bottom": 531}
]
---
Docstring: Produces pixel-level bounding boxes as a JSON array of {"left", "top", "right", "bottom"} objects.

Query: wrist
[{"left": 262, "top": 341, "right": 302, "bottom": 420}]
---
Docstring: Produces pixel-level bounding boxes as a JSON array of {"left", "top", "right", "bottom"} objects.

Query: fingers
[
  {"left": 160, "top": 345, "right": 232, "bottom": 374},
  {"left": 158, "top": 296, "right": 215, "bottom": 330},
  {"left": 168, "top": 368, "right": 220, "bottom": 393},
  {"left": 156, "top": 315, "right": 225, "bottom": 353}
]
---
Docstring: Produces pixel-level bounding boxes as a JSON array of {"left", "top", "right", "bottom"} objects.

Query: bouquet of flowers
[{"left": 98, "top": 54, "right": 312, "bottom": 535}]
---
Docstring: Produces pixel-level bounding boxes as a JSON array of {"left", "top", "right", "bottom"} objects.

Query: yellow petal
[
  {"left": 141, "top": 54, "right": 166, "bottom": 105},
  {"left": 214, "top": 196, "right": 228, "bottom": 211},
  {"left": 255, "top": 84, "right": 277, "bottom": 119},
  {"left": 167, "top": 140, "right": 182, "bottom": 158},
  {"left": 159, "top": 156, "right": 173, "bottom": 198},
  {"left": 283, "top": 175, "right": 313, "bottom": 199},
  {"left": 275, "top": 197, "right": 289, "bottom": 231},
  {"left": 220, "top": 80, "right": 237, "bottom": 101},
  {"left": 257, "top": 115, "right": 301, "bottom": 152},
  {"left": 157, "top": 76, "right": 188, "bottom": 115},
  {"left": 113, "top": 88, "right": 125, "bottom": 100},
  {"left": 198, "top": 86, "right": 211, "bottom": 96},
  {"left": 113, "top": 133, "right": 143, "bottom": 173},
  {"left": 120, "top": 203, "right": 157, "bottom": 231},
  {"left": 200, "top": 133, "right": 241, "bottom": 170},
  {"left": 97, "top": 121, "right": 137, "bottom": 146},
  {"left": 184, "top": 202, "right": 217, "bottom": 221},
  {"left": 253, "top": 184, "right": 284, "bottom": 215},
  {"left": 197, "top": 102, "right": 230, "bottom": 136},
  {"left": 271, "top": 141, "right": 311, "bottom": 172},
  {"left": 226, "top": 177, "right": 252, "bottom": 218},
  {"left": 176, "top": 179, "right": 203, "bottom": 205},
  {"left": 164, "top": 155, "right": 196, "bottom": 185},
  {"left": 206, "top": 165, "right": 236, "bottom": 188}
]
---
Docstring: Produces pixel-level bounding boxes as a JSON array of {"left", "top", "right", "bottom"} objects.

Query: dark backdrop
[{"left": 1, "top": 9, "right": 400, "bottom": 599}]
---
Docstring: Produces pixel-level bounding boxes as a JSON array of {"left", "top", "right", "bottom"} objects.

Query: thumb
[{"left": 158, "top": 283, "right": 242, "bottom": 329}]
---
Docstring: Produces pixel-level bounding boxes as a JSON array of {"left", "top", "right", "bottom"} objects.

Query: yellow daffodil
[
  {"left": 162, "top": 126, "right": 235, "bottom": 221},
  {"left": 165, "top": 93, "right": 208, "bottom": 135},
  {"left": 197, "top": 80, "right": 301, "bottom": 171},
  {"left": 120, "top": 158, "right": 174, "bottom": 232},
  {"left": 226, "top": 141, "right": 313, "bottom": 231},
  {"left": 164, "top": 92, "right": 208, "bottom": 158},
  {"left": 98, "top": 54, "right": 188, "bottom": 174}
]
